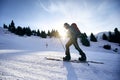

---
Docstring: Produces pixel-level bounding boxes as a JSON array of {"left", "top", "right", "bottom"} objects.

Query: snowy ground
[{"left": 0, "top": 27, "right": 120, "bottom": 80}]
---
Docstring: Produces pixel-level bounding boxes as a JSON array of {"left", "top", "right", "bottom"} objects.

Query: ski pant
[{"left": 65, "top": 37, "right": 86, "bottom": 57}]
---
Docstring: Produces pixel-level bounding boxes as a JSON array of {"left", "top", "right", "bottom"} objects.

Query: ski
[
  {"left": 45, "top": 57, "right": 90, "bottom": 65},
  {"left": 45, "top": 57, "right": 104, "bottom": 65}
]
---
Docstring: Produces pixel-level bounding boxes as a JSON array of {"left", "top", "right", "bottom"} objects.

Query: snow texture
[{"left": 0, "top": 27, "right": 120, "bottom": 80}]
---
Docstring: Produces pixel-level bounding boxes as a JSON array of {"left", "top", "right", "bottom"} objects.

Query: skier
[{"left": 63, "top": 23, "right": 87, "bottom": 61}]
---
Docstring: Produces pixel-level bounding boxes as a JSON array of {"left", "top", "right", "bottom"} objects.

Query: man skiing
[{"left": 63, "top": 23, "right": 87, "bottom": 61}]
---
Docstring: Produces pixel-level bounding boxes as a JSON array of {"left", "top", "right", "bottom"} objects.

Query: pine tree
[
  {"left": 114, "top": 28, "right": 120, "bottom": 43},
  {"left": 47, "top": 30, "right": 51, "bottom": 37},
  {"left": 16, "top": 26, "right": 24, "bottom": 36},
  {"left": 22, "top": 27, "right": 26, "bottom": 35},
  {"left": 108, "top": 28, "right": 120, "bottom": 43},
  {"left": 10, "top": 20, "right": 16, "bottom": 33},
  {"left": 8, "top": 24, "right": 11, "bottom": 31},
  {"left": 3, "top": 24, "right": 8, "bottom": 29},
  {"left": 80, "top": 33, "right": 90, "bottom": 46},
  {"left": 83, "top": 33, "right": 88, "bottom": 38},
  {"left": 108, "top": 31, "right": 114, "bottom": 42},
  {"left": 54, "top": 30, "right": 60, "bottom": 38},
  {"left": 32, "top": 30, "right": 37, "bottom": 36},
  {"left": 102, "top": 33, "right": 108, "bottom": 40},
  {"left": 26, "top": 27, "right": 32, "bottom": 36},
  {"left": 40, "top": 31, "right": 47, "bottom": 38},
  {"left": 37, "top": 29, "right": 40, "bottom": 37},
  {"left": 50, "top": 29, "right": 55, "bottom": 37},
  {"left": 90, "top": 33, "right": 97, "bottom": 42},
  {"left": 49, "top": 30, "right": 60, "bottom": 38}
]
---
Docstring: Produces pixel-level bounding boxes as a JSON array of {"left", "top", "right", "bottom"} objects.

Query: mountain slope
[{"left": 0, "top": 27, "right": 120, "bottom": 80}]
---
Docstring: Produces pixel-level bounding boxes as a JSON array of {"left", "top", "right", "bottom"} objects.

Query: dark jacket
[{"left": 67, "top": 25, "right": 81, "bottom": 39}]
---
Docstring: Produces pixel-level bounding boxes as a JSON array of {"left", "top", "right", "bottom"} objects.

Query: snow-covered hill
[
  {"left": 0, "top": 27, "right": 120, "bottom": 80},
  {"left": 96, "top": 31, "right": 109, "bottom": 40}
]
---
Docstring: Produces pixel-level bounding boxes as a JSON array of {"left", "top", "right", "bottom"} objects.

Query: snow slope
[{"left": 0, "top": 27, "right": 120, "bottom": 80}]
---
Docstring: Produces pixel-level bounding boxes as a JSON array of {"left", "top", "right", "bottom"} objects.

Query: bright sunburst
[{"left": 58, "top": 27, "right": 67, "bottom": 39}]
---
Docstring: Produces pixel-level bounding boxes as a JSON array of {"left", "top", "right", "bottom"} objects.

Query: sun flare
[{"left": 58, "top": 28, "right": 67, "bottom": 39}]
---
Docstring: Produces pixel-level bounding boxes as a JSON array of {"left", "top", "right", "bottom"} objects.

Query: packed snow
[{"left": 0, "top": 27, "right": 120, "bottom": 80}]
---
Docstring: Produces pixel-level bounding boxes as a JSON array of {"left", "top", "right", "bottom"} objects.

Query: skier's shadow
[{"left": 63, "top": 62, "right": 78, "bottom": 80}]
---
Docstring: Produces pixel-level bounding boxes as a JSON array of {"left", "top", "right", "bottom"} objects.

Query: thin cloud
[{"left": 39, "top": 0, "right": 120, "bottom": 34}]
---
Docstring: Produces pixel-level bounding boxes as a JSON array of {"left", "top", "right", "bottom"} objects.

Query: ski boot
[
  {"left": 79, "top": 54, "right": 86, "bottom": 61},
  {"left": 63, "top": 55, "right": 71, "bottom": 61}
]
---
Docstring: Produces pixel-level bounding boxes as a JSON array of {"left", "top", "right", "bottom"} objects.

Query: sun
[
  {"left": 58, "top": 28, "right": 67, "bottom": 39},
  {"left": 55, "top": 22, "right": 68, "bottom": 39}
]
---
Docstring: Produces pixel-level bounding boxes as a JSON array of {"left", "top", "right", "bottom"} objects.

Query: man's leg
[
  {"left": 73, "top": 39, "right": 87, "bottom": 61},
  {"left": 63, "top": 39, "right": 73, "bottom": 61}
]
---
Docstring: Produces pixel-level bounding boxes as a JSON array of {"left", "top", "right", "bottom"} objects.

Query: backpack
[{"left": 71, "top": 23, "right": 81, "bottom": 36}]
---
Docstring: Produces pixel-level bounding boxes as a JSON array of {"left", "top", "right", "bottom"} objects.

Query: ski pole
[{"left": 58, "top": 37, "right": 65, "bottom": 51}]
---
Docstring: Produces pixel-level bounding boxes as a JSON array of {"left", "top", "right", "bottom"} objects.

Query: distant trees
[
  {"left": 8, "top": 20, "right": 16, "bottom": 33},
  {"left": 32, "top": 30, "right": 37, "bottom": 36},
  {"left": 90, "top": 33, "right": 97, "bottom": 42},
  {"left": 114, "top": 28, "right": 120, "bottom": 43},
  {"left": 3, "top": 20, "right": 119, "bottom": 44},
  {"left": 3, "top": 20, "right": 60, "bottom": 38},
  {"left": 37, "top": 29, "right": 40, "bottom": 36},
  {"left": 15, "top": 26, "right": 24, "bottom": 36},
  {"left": 50, "top": 30, "right": 60, "bottom": 38},
  {"left": 102, "top": 33, "right": 108, "bottom": 40},
  {"left": 80, "top": 33, "right": 90, "bottom": 47},
  {"left": 3, "top": 24, "right": 8, "bottom": 29},
  {"left": 108, "top": 28, "right": 120, "bottom": 43},
  {"left": 47, "top": 30, "right": 51, "bottom": 37},
  {"left": 25, "top": 27, "right": 32, "bottom": 36},
  {"left": 102, "top": 28, "right": 120, "bottom": 44},
  {"left": 40, "top": 31, "right": 47, "bottom": 38},
  {"left": 90, "top": 28, "right": 120, "bottom": 44}
]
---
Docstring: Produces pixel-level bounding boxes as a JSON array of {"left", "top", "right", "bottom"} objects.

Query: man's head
[{"left": 64, "top": 23, "right": 70, "bottom": 29}]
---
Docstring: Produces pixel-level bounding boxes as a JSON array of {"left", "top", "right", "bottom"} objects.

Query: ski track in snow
[
  {"left": 0, "top": 27, "right": 120, "bottom": 80},
  {"left": 0, "top": 53, "right": 66, "bottom": 80},
  {"left": 0, "top": 51, "right": 120, "bottom": 80}
]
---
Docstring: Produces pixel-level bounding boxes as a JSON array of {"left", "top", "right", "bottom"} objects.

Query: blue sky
[{"left": 0, "top": 0, "right": 120, "bottom": 35}]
